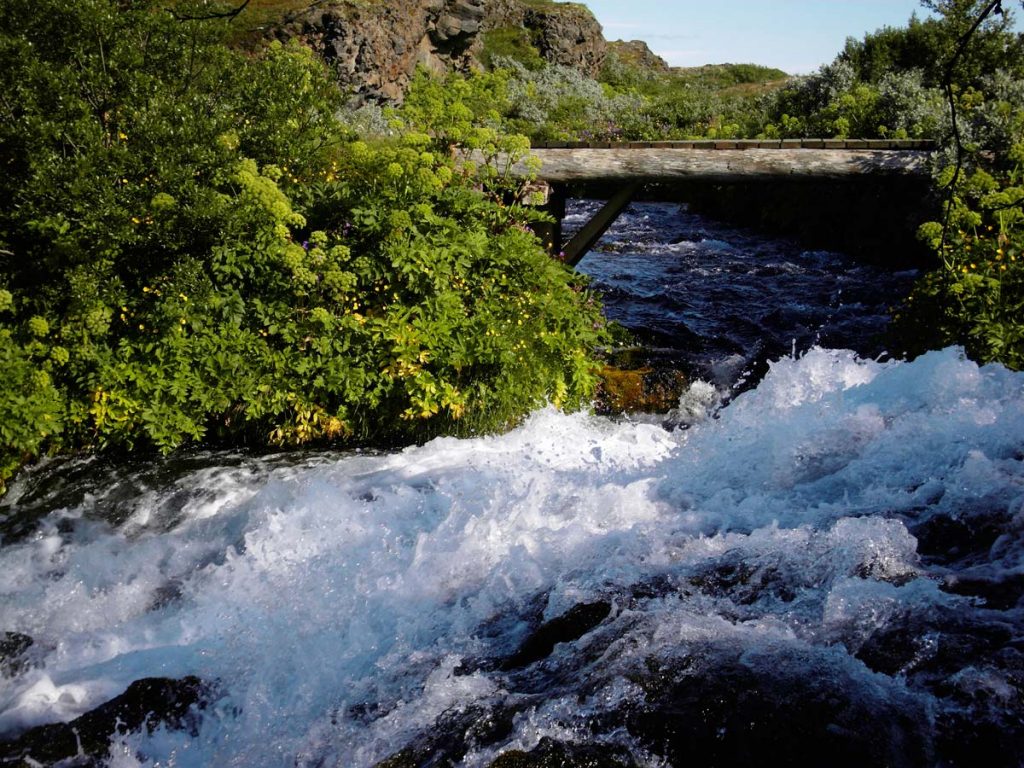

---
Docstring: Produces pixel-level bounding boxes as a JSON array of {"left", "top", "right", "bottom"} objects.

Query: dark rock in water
[
  {"left": 625, "top": 656, "right": 931, "bottom": 768},
  {"left": 907, "top": 511, "right": 1007, "bottom": 566},
  {"left": 940, "top": 572, "right": 1024, "bottom": 610},
  {"left": 488, "top": 737, "right": 636, "bottom": 767},
  {"left": 935, "top": 705, "right": 1024, "bottom": 768},
  {"left": 0, "top": 676, "right": 209, "bottom": 765},
  {"left": 374, "top": 704, "right": 521, "bottom": 768},
  {"left": 500, "top": 601, "right": 612, "bottom": 671},
  {"left": 688, "top": 553, "right": 799, "bottom": 605},
  {"left": 0, "top": 633, "right": 33, "bottom": 677}
]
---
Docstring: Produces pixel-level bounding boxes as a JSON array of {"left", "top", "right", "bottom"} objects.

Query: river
[{"left": 1, "top": 203, "right": 1022, "bottom": 767}]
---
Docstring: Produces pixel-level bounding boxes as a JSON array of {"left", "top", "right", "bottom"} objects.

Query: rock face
[
  {"left": 607, "top": 39, "right": 670, "bottom": 72},
  {"left": 515, "top": 5, "right": 606, "bottom": 76},
  {"left": 274, "top": 0, "right": 483, "bottom": 103},
  {"left": 273, "top": 0, "right": 607, "bottom": 104}
]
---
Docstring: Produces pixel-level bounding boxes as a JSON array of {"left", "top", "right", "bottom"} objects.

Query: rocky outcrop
[
  {"left": 514, "top": 4, "right": 606, "bottom": 77},
  {"left": 607, "top": 39, "right": 669, "bottom": 72},
  {"left": 272, "top": 0, "right": 607, "bottom": 105},
  {"left": 273, "top": 0, "right": 484, "bottom": 103}
]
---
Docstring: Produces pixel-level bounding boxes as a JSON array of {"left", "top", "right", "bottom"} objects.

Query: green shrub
[
  {"left": 481, "top": 27, "right": 546, "bottom": 71},
  {"left": 0, "top": 0, "right": 606, "bottom": 489},
  {"left": 0, "top": 329, "right": 64, "bottom": 494},
  {"left": 893, "top": 135, "right": 1024, "bottom": 370}
]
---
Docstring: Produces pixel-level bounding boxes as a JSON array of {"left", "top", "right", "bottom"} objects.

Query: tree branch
[
  {"left": 168, "top": 0, "right": 251, "bottom": 23},
  {"left": 939, "top": 0, "right": 1004, "bottom": 249}
]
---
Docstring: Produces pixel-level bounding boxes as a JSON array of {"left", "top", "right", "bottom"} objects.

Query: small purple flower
[{"left": 302, "top": 240, "right": 310, "bottom": 251}]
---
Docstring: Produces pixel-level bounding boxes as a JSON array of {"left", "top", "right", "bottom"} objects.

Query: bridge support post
[
  {"left": 529, "top": 183, "right": 566, "bottom": 257},
  {"left": 562, "top": 182, "right": 642, "bottom": 267}
]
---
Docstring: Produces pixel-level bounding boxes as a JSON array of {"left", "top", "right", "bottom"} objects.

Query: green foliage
[
  {"left": 894, "top": 149, "right": 1024, "bottom": 370},
  {"left": 481, "top": 27, "right": 546, "bottom": 71},
  {"left": 670, "top": 64, "right": 789, "bottom": 90},
  {"left": 838, "top": 8, "right": 1023, "bottom": 90},
  {"left": 0, "top": 0, "right": 606, "bottom": 489},
  {"left": 889, "top": 3, "right": 1024, "bottom": 370},
  {"left": 761, "top": 60, "right": 946, "bottom": 139},
  {"left": 760, "top": 1, "right": 1022, "bottom": 142},
  {"left": 0, "top": 330, "right": 64, "bottom": 495}
]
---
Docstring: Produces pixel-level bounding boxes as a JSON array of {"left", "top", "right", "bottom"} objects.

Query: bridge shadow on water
[{"left": 569, "top": 198, "right": 920, "bottom": 395}]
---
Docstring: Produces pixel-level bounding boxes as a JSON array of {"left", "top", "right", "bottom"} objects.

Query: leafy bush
[
  {"left": 761, "top": 59, "right": 946, "bottom": 139},
  {"left": 0, "top": 0, "right": 606, "bottom": 489},
  {"left": 493, "top": 57, "right": 646, "bottom": 142},
  {"left": 481, "top": 27, "right": 546, "bottom": 71},
  {"left": 839, "top": 5, "right": 1024, "bottom": 89},
  {"left": 893, "top": 87, "right": 1024, "bottom": 369}
]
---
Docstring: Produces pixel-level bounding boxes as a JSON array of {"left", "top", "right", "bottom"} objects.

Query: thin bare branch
[
  {"left": 168, "top": 0, "right": 251, "bottom": 23},
  {"left": 939, "top": 0, "right": 1004, "bottom": 249}
]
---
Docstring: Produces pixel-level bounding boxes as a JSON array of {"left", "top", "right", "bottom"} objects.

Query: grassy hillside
[{"left": 671, "top": 63, "right": 790, "bottom": 90}]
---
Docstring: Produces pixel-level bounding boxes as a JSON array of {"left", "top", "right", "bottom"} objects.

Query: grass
[{"left": 672, "top": 63, "right": 790, "bottom": 88}]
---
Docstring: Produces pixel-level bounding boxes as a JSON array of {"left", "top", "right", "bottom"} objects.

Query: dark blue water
[{"left": 572, "top": 200, "right": 918, "bottom": 388}]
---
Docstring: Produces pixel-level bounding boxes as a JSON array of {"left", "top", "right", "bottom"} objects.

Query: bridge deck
[
  {"left": 517, "top": 145, "right": 933, "bottom": 184},
  {"left": 530, "top": 139, "right": 936, "bottom": 150}
]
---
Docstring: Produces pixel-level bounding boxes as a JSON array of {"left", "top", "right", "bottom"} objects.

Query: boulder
[
  {"left": 607, "top": 39, "right": 670, "bottom": 72},
  {"left": 522, "top": 5, "right": 606, "bottom": 77}
]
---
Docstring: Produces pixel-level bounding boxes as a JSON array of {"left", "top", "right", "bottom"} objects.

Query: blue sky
[{"left": 584, "top": 0, "right": 935, "bottom": 74}]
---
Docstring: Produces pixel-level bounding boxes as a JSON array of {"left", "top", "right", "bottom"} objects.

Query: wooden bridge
[{"left": 505, "top": 139, "right": 937, "bottom": 266}]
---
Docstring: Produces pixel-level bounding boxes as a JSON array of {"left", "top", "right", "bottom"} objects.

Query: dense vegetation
[
  {"left": 888, "top": 1, "right": 1024, "bottom": 369},
  {"left": 475, "top": 0, "right": 1023, "bottom": 370},
  {"left": 477, "top": 2, "right": 1020, "bottom": 145},
  {"left": 0, "top": 0, "right": 607, "bottom": 493},
  {"left": 2, "top": 0, "right": 1022, "bottom": 495}
]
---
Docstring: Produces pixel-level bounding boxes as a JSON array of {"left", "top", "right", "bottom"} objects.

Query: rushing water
[
  {"left": 571, "top": 200, "right": 919, "bottom": 390},
  {"left": 1, "top": 205, "right": 1023, "bottom": 767}
]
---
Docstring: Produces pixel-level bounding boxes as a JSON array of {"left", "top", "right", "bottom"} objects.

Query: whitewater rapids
[{"left": 1, "top": 346, "right": 1022, "bottom": 766}]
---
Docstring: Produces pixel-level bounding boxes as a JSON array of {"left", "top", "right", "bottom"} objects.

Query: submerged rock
[
  {"left": 488, "top": 737, "right": 636, "bottom": 767},
  {"left": 500, "top": 601, "right": 613, "bottom": 670},
  {"left": 374, "top": 704, "right": 522, "bottom": 768},
  {"left": 0, "top": 633, "right": 33, "bottom": 678},
  {"left": 625, "top": 655, "right": 932, "bottom": 768}
]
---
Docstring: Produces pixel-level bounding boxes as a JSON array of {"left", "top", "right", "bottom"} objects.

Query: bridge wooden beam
[{"left": 503, "top": 148, "right": 931, "bottom": 184}]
